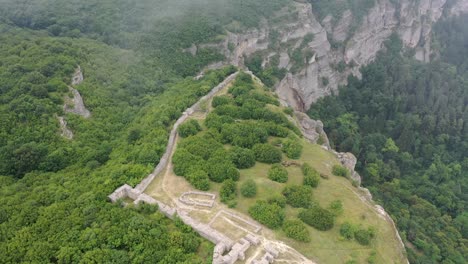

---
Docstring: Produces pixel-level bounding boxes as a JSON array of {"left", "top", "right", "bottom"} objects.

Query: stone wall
[{"left": 133, "top": 71, "right": 239, "bottom": 193}]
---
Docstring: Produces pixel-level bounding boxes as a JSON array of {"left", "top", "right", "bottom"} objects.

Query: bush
[
  {"left": 283, "top": 107, "right": 294, "bottom": 116},
  {"left": 328, "top": 200, "right": 344, "bottom": 216},
  {"left": 240, "top": 179, "right": 257, "bottom": 198},
  {"left": 340, "top": 222, "right": 356, "bottom": 240},
  {"left": 252, "top": 143, "right": 282, "bottom": 164},
  {"left": 302, "top": 163, "right": 320, "bottom": 188},
  {"left": 212, "top": 95, "right": 233, "bottom": 108},
  {"left": 332, "top": 164, "right": 350, "bottom": 177},
  {"left": 186, "top": 169, "right": 210, "bottom": 191},
  {"left": 282, "top": 139, "right": 303, "bottom": 159},
  {"left": 282, "top": 219, "right": 311, "bottom": 242},
  {"left": 220, "top": 179, "right": 237, "bottom": 203},
  {"left": 298, "top": 206, "right": 335, "bottom": 231},
  {"left": 355, "top": 228, "right": 375, "bottom": 246},
  {"left": 248, "top": 200, "right": 285, "bottom": 229},
  {"left": 206, "top": 154, "right": 239, "bottom": 183},
  {"left": 205, "top": 113, "right": 234, "bottom": 131},
  {"left": 178, "top": 119, "right": 201, "bottom": 138},
  {"left": 267, "top": 195, "right": 287, "bottom": 208},
  {"left": 221, "top": 123, "right": 268, "bottom": 148},
  {"left": 229, "top": 147, "right": 256, "bottom": 169},
  {"left": 179, "top": 135, "right": 223, "bottom": 160},
  {"left": 282, "top": 185, "right": 313, "bottom": 208},
  {"left": 172, "top": 148, "right": 204, "bottom": 176},
  {"left": 268, "top": 164, "right": 288, "bottom": 183}
]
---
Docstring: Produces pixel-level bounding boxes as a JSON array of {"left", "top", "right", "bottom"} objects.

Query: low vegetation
[
  {"left": 268, "top": 164, "right": 289, "bottom": 183},
  {"left": 298, "top": 206, "right": 335, "bottom": 231}
]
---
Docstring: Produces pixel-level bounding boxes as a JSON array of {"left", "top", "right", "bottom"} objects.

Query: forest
[
  {"left": 308, "top": 16, "right": 468, "bottom": 264},
  {"left": 0, "top": 0, "right": 289, "bottom": 262},
  {"left": 0, "top": 0, "right": 466, "bottom": 263}
]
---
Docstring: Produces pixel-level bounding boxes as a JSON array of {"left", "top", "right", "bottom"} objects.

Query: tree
[
  {"left": 229, "top": 147, "right": 256, "bottom": 169},
  {"left": 268, "top": 164, "right": 288, "bottom": 183},
  {"left": 186, "top": 169, "right": 210, "bottom": 191},
  {"left": 328, "top": 200, "right": 344, "bottom": 216},
  {"left": 302, "top": 163, "right": 320, "bottom": 188},
  {"left": 178, "top": 119, "right": 201, "bottom": 138},
  {"left": 240, "top": 179, "right": 257, "bottom": 197},
  {"left": 220, "top": 179, "right": 237, "bottom": 203},
  {"left": 212, "top": 95, "right": 233, "bottom": 108},
  {"left": 252, "top": 143, "right": 282, "bottom": 164},
  {"left": 206, "top": 154, "right": 239, "bottom": 183},
  {"left": 282, "top": 139, "right": 303, "bottom": 159},
  {"left": 267, "top": 195, "right": 287, "bottom": 208},
  {"left": 282, "top": 185, "right": 312, "bottom": 208},
  {"left": 248, "top": 200, "right": 285, "bottom": 229},
  {"left": 298, "top": 206, "right": 335, "bottom": 231},
  {"left": 340, "top": 222, "right": 357, "bottom": 239},
  {"left": 355, "top": 228, "right": 375, "bottom": 245},
  {"left": 282, "top": 219, "right": 311, "bottom": 242},
  {"left": 332, "top": 164, "right": 349, "bottom": 177}
]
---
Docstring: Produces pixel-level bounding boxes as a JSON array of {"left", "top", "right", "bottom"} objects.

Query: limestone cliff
[{"left": 196, "top": 0, "right": 468, "bottom": 111}]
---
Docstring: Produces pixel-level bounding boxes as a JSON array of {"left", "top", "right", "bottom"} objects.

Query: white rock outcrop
[{"left": 197, "top": 0, "right": 468, "bottom": 111}]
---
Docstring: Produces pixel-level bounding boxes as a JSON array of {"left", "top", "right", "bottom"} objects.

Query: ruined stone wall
[{"left": 133, "top": 71, "right": 239, "bottom": 193}]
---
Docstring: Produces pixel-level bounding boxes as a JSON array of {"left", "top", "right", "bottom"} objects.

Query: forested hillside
[
  {"left": 309, "top": 16, "right": 468, "bottom": 263},
  {"left": 0, "top": 0, "right": 289, "bottom": 262}
]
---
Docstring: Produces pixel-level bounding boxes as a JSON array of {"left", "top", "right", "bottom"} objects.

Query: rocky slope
[{"left": 198, "top": 0, "right": 468, "bottom": 111}]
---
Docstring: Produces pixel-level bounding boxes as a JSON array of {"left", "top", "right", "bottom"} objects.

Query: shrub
[
  {"left": 178, "top": 119, "right": 201, "bottom": 138},
  {"left": 298, "top": 206, "right": 335, "bottom": 231},
  {"left": 267, "top": 195, "right": 287, "bottom": 208},
  {"left": 220, "top": 179, "right": 237, "bottom": 203},
  {"left": 282, "top": 219, "right": 311, "bottom": 242},
  {"left": 302, "top": 163, "right": 320, "bottom": 188},
  {"left": 248, "top": 200, "right": 285, "bottom": 229},
  {"left": 205, "top": 113, "right": 234, "bottom": 131},
  {"left": 282, "top": 185, "right": 313, "bottom": 208},
  {"left": 186, "top": 169, "right": 210, "bottom": 191},
  {"left": 240, "top": 179, "right": 257, "bottom": 198},
  {"left": 260, "top": 122, "right": 290, "bottom": 138},
  {"left": 221, "top": 123, "right": 268, "bottom": 148},
  {"left": 328, "top": 200, "right": 344, "bottom": 216},
  {"left": 332, "top": 164, "right": 350, "bottom": 178},
  {"left": 283, "top": 107, "right": 294, "bottom": 116},
  {"left": 206, "top": 149, "right": 240, "bottom": 182},
  {"left": 206, "top": 154, "right": 239, "bottom": 183},
  {"left": 179, "top": 135, "right": 223, "bottom": 160},
  {"left": 339, "top": 222, "right": 356, "bottom": 240},
  {"left": 355, "top": 228, "right": 375, "bottom": 246},
  {"left": 268, "top": 164, "right": 288, "bottom": 183},
  {"left": 229, "top": 147, "right": 256, "bottom": 169},
  {"left": 282, "top": 139, "right": 303, "bottom": 159},
  {"left": 252, "top": 143, "right": 282, "bottom": 164},
  {"left": 172, "top": 148, "right": 203, "bottom": 176},
  {"left": 212, "top": 95, "right": 233, "bottom": 108}
]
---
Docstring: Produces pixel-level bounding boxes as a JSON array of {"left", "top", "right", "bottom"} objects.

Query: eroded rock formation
[{"left": 195, "top": 0, "right": 468, "bottom": 112}]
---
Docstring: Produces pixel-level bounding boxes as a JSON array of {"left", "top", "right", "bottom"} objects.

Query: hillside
[
  {"left": 114, "top": 72, "right": 407, "bottom": 263},
  {"left": 0, "top": 0, "right": 467, "bottom": 263}
]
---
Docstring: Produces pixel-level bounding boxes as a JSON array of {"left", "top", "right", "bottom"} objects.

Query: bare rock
[
  {"left": 57, "top": 116, "right": 73, "bottom": 140},
  {"left": 294, "top": 111, "right": 330, "bottom": 148},
  {"left": 71, "top": 66, "right": 84, "bottom": 86},
  {"left": 64, "top": 87, "right": 91, "bottom": 118}
]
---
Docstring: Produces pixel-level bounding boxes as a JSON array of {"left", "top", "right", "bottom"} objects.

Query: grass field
[
  {"left": 146, "top": 74, "right": 407, "bottom": 263},
  {"left": 231, "top": 140, "right": 407, "bottom": 264}
]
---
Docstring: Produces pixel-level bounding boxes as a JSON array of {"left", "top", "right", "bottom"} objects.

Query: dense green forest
[
  {"left": 308, "top": 16, "right": 468, "bottom": 263},
  {"left": 0, "top": 0, "right": 290, "bottom": 262}
]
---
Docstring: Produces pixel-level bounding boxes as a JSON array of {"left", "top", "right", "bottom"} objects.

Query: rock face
[
  {"left": 64, "top": 66, "right": 91, "bottom": 118},
  {"left": 196, "top": 0, "right": 467, "bottom": 111},
  {"left": 294, "top": 111, "right": 330, "bottom": 148}
]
